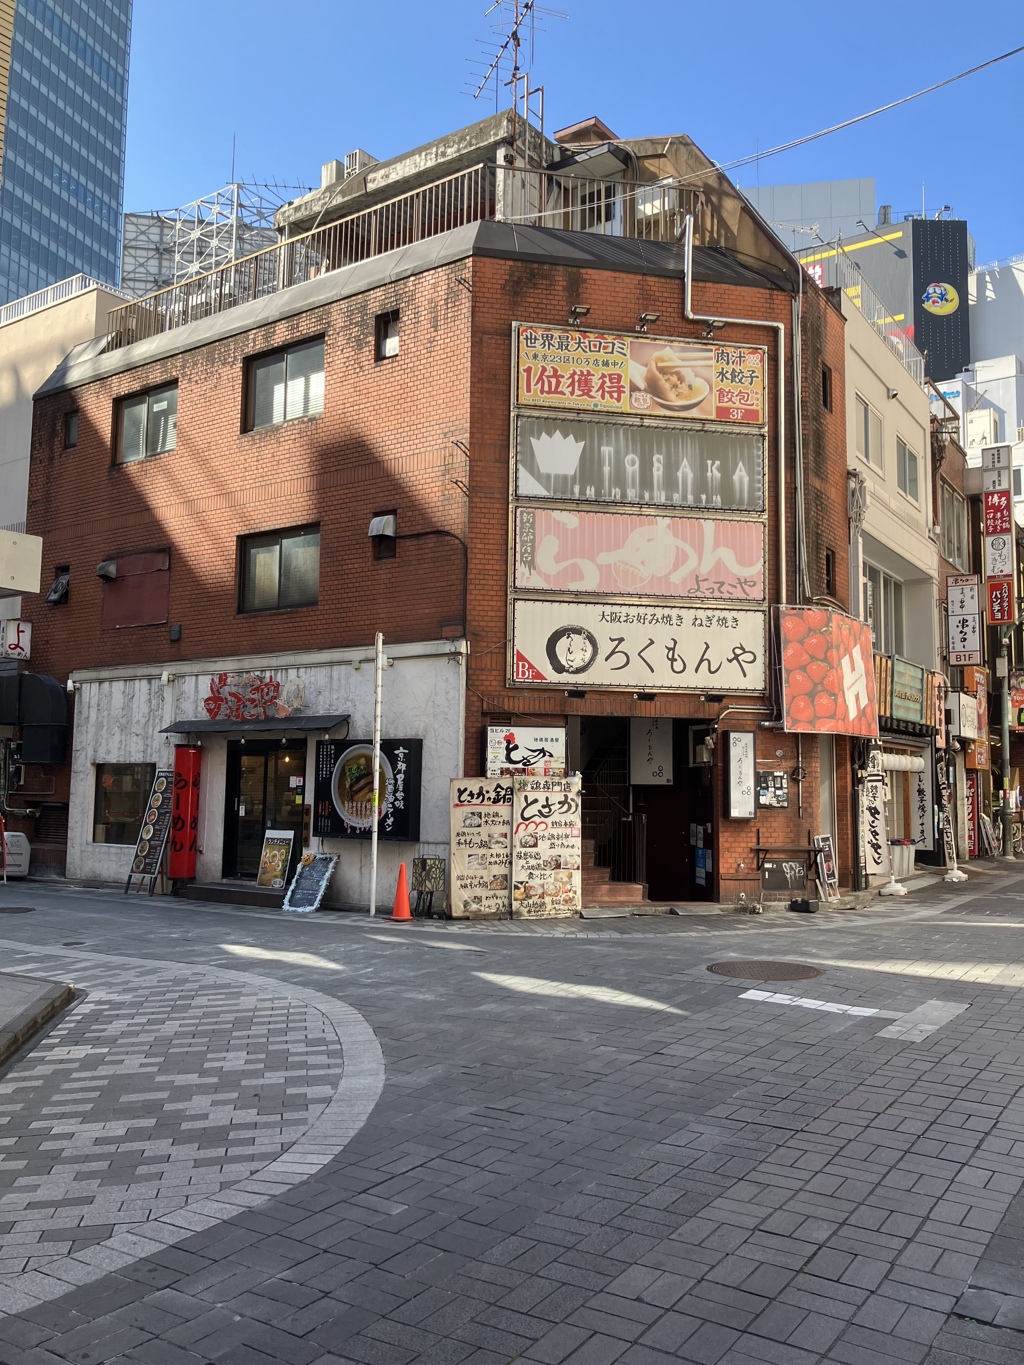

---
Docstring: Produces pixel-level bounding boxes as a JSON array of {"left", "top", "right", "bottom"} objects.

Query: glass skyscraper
[{"left": 0, "top": 0, "right": 132, "bottom": 305}]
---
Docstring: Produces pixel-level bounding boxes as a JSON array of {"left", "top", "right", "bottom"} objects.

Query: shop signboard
[
  {"left": 516, "top": 325, "right": 766, "bottom": 425},
  {"left": 630, "top": 717, "right": 673, "bottom": 785},
  {"left": 125, "top": 769, "right": 174, "bottom": 892},
  {"left": 984, "top": 489, "right": 1013, "bottom": 535},
  {"left": 983, "top": 464, "right": 1011, "bottom": 492},
  {"left": 486, "top": 726, "right": 566, "bottom": 777},
  {"left": 945, "top": 575, "right": 981, "bottom": 666},
  {"left": 313, "top": 739, "right": 422, "bottom": 840},
  {"left": 987, "top": 578, "right": 1015, "bottom": 625},
  {"left": 256, "top": 830, "right": 293, "bottom": 889},
  {"left": 911, "top": 762, "right": 935, "bottom": 851},
  {"left": 947, "top": 692, "right": 979, "bottom": 739},
  {"left": 0, "top": 619, "right": 30, "bottom": 661},
  {"left": 513, "top": 507, "right": 765, "bottom": 602},
  {"left": 985, "top": 534, "right": 1014, "bottom": 580},
  {"left": 168, "top": 746, "right": 201, "bottom": 880},
  {"left": 858, "top": 775, "right": 890, "bottom": 879},
  {"left": 965, "top": 769, "right": 979, "bottom": 857},
  {"left": 1010, "top": 670, "right": 1024, "bottom": 730},
  {"left": 930, "top": 672, "right": 947, "bottom": 749},
  {"left": 510, "top": 598, "right": 766, "bottom": 693},
  {"left": 963, "top": 665, "right": 989, "bottom": 771},
  {"left": 891, "top": 658, "right": 926, "bottom": 724},
  {"left": 514, "top": 415, "right": 765, "bottom": 513},
  {"left": 511, "top": 775, "right": 582, "bottom": 919},
  {"left": 724, "top": 730, "right": 755, "bottom": 819},
  {"left": 778, "top": 608, "right": 878, "bottom": 736},
  {"left": 450, "top": 778, "right": 514, "bottom": 918}
]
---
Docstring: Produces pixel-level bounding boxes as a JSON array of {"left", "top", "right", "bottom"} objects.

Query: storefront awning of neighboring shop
[{"left": 160, "top": 714, "right": 350, "bottom": 737}]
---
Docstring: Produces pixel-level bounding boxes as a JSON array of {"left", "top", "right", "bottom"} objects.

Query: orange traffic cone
[{"left": 391, "top": 863, "right": 412, "bottom": 922}]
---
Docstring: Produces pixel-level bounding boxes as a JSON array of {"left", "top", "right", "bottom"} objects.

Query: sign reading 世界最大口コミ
[
  {"left": 516, "top": 326, "right": 766, "bottom": 425},
  {"left": 509, "top": 599, "right": 766, "bottom": 693},
  {"left": 778, "top": 608, "right": 878, "bottom": 736}
]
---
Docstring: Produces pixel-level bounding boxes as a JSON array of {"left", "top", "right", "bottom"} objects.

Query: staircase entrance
[{"left": 579, "top": 717, "right": 714, "bottom": 904}]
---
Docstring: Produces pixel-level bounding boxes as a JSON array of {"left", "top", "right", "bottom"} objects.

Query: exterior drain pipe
[{"left": 683, "top": 214, "right": 789, "bottom": 607}]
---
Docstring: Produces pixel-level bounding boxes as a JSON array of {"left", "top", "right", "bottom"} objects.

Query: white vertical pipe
[{"left": 368, "top": 631, "right": 384, "bottom": 916}]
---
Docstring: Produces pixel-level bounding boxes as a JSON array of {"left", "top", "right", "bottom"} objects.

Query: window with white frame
[
  {"left": 940, "top": 481, "right": 968, "bottom": 570},
  {"left": 855, "top": 394, "right": 883, "bottom": 469},
  {"left": 864, "top": 562, "right": 904, "bottom": 656},
  {"left": 896, "top": 436, "right": 919, "bottom": 501}
]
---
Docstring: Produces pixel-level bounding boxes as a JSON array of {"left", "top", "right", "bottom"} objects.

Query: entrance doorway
[
  {"left": 579, "top": 717, "right": 714, "bottom": 902},
  {"left": 223, "top": 740, "right": 307, "bottom": 880}
]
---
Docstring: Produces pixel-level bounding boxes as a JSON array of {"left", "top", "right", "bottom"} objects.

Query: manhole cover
[
  {"left": 708, "top": 960, "right": 823, "bottom": 982},
  {"left": 0, "top": 907, "right": 36, "bottom": 915}
]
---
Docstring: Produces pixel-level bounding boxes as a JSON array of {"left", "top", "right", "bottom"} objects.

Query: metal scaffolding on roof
[{"left": 120, "top": 182, "right": 305, "bottom": 298}]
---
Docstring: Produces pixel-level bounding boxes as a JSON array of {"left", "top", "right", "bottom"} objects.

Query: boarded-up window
[{"left": 100, "top": 551, "right": 170, "bottom": 629}]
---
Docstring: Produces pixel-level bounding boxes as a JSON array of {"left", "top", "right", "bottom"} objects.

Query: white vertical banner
[
  {"left": 629, "top": 718, "right": 673, "bottom": 785},
  {"left": 910, "top": 760, "right": 935, "bottom": 851}
]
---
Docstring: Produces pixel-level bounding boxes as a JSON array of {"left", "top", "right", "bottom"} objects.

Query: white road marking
[
  {"left": 739, "top": 989, "right": 879, "bottom": 1016},
  {"left": 875, "top": 999, "right": 969, "bottom": 1041}
]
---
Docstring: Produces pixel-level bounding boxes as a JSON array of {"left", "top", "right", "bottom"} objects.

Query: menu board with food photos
[
  {"left": 124, "top": 769, "right": 173, "bottom": 895},
  {"left": 511, "top": 774, "right": 582, "bottom": 919},
  {"left": 449, "top": 778, "right": 514, "bottom": 918}
]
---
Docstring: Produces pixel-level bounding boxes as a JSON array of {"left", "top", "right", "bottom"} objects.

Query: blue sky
[{"left": 123, "top": 1, "right": 1022, "bottom": 264}]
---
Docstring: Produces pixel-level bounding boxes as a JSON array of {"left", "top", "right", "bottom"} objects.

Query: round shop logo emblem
[
  {"left": 545, "top": 625, "right": 598, "bottom": 676},
  {"left": 921, "top": 281, "right": 959, "bottom": 315}
]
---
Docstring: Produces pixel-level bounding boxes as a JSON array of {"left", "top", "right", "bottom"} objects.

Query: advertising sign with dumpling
[
  {"left": 778, "top": 608, "right": 878, "bottom": 737},
  {"left": 516, "top": 325, "right": 766, "bottom": 426}
]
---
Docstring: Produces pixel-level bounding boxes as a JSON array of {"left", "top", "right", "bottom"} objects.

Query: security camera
[{"left": 887, "top": 388, "right": 899, "bottom": 400}]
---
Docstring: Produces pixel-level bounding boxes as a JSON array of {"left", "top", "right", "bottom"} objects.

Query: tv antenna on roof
[{"left": 466, "top": 0, "right": 566, "bottom": 163}]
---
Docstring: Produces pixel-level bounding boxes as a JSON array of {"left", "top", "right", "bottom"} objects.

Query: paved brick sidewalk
[{"left": 0, "top": 878, "right": 1023, "bottom": 1363}]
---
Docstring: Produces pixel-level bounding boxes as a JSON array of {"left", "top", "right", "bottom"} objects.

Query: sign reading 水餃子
[
  {"left": 516, "top": 326, "right": 766, "bottom": 425},
  {"left": 450, "top": 778, "right": 514, "bottom": 918},
  {"left": 511, "top": 775, "right": 582, "bottom": 919},
  {"left": 513, "top": 507, "right": 765, "bottom": 601},
  {"left": 510, "top": 599, "right": 766, "bottom": 693},
  {"left": 485, "top": 726, "right": 566, "bottom": 778}
]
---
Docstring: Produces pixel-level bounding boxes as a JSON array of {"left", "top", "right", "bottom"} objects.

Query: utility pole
[{"left": 1000, "top": 627, "right": 1016, "bottom": 859}]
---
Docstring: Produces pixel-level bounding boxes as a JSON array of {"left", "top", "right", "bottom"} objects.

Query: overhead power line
[{"left": 717, "top": 43, "right": 1024, "bottom": 177}]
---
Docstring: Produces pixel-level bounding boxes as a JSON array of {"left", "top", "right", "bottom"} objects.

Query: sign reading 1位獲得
[{"left": 516, "top": 325, "right": 767, "bottom": 425}]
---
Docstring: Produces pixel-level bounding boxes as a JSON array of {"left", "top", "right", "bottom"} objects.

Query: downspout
[{"left": 683, "top": 213, "right": 788, "bottom": 606}]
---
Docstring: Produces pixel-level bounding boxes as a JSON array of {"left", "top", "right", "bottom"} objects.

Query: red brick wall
[{"left": 23, "top": 251, "right": 854, "bottom": 895}]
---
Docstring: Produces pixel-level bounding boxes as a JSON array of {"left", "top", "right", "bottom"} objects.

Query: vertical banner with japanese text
[
  {"left": 449, "top": 778, "right": 514, "bottom": 919},
  {"left": 511, "top": 775, "right": 582, "bottom": 919}
]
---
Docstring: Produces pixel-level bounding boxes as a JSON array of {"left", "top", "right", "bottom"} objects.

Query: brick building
[{"left": 14, "top": 113, "right": 864, "bottom": 909}]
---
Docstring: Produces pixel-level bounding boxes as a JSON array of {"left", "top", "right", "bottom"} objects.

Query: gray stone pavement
[{"left": 1, "top": 875, "right": 1024, "bottom": 1363}]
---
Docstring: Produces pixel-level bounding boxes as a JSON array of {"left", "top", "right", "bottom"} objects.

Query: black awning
[{"left": 160, "top": 713, "right": 349, "bottom": 736}]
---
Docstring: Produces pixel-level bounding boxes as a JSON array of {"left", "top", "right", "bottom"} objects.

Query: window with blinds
[
  {"left": 117, "top": 383, "right": 178, "bottom": 462},
  {"left": 239, "top": 526, "right": 320, "bottom": 612},
  {"left": 247, "top": 339, "right": 324, "bottom": 429}
]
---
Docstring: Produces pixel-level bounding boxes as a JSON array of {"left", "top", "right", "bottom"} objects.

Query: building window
[
  {"left": 825, "top": 547, "right": 837, "bottom": 598},
  {"left": 45, "top": 565, "right": 70, "bottom": 605},
  {"left": 375, "top": 310, "right": 399, "bottom": 360},
  {"left": 64, "top": 411, "right": 79, "bottom": 448},
  {"left": 896, "top": 436, "right": 919, "bottom": 502},
  {"left": 93, "top": 762, "right": 155, "bottom": 845},
  {"left": 117, "top": 383, "right": 178, "bottom": 462},
  {"left": 239, "top": 525, "right": 320, "bottom": 612},
  {"left": 1014, "top": 467, "right": 1022, "bottom": 500},
  {"left": 821, "top": 365, "right": 833, "bottom": 412},
  {"left": 855, "top": 394, "right": 883, "bottom": 469},
  {"left": 940, "top": 481, "right": 968, "bottom": 570},
  {"left": 247, "top": 339, "right": 324, "bottom": 429},
  {"left": 864, "top": 562, "right": 904, "bottom": 656}
]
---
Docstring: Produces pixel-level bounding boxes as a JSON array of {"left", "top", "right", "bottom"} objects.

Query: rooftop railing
[
  {"left": 799, "top": 244, "right": 926, "bottom": 385},
  {"left": 106, "top": 164, "right": 705, "bottom": 350},
  {"left": 0, "top": 272, "right": 130, "bottom": 328}
]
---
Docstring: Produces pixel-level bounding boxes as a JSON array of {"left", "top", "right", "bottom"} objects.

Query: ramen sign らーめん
[{"left": 314, "top": 739, "right": 422, "bottom": 841}]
